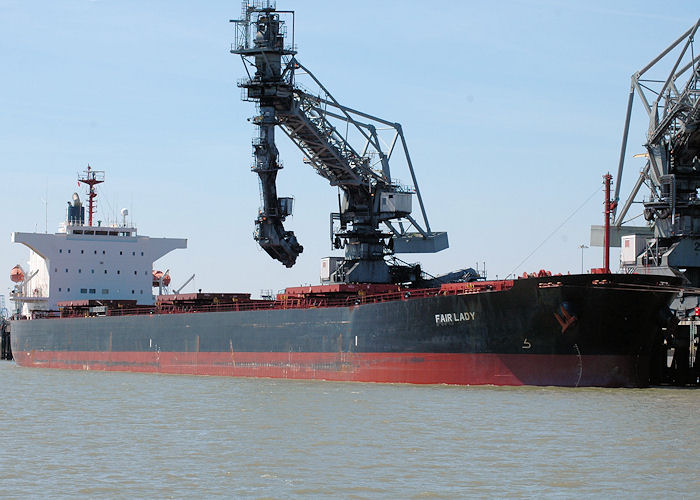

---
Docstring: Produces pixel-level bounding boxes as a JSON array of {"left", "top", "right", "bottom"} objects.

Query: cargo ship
[
  {"left": 8, "top": 169, "right": 680, "bottom": 387},
  {"left": 6, "top": 3, "right": 685, "bottom": 387},
  {"left": 10, "top": 278, "right": 680, "bottom": 387}
]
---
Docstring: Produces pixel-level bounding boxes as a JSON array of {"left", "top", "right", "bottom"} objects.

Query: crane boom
[{"left": 231, "top": 2, "right": 447, "bottom": 283}]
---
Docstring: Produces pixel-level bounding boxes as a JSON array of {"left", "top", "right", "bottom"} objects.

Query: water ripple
[{"left": 1, "top": 362, "right": 698, "bottom": 498}]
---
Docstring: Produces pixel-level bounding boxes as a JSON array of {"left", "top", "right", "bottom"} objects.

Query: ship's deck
[{"left": 26, "top": 280, "right": 516, "bottom": 319}]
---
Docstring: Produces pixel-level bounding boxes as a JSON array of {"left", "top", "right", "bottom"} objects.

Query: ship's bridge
[
  {"left": 63, "top": 224, "right": 137, "bottom": 238},
  {"left": 12, "top": 228, "right": 187, "bottom": 315},
  {"left": 11, "top": 171, "right": 187, "bottom": 316}
]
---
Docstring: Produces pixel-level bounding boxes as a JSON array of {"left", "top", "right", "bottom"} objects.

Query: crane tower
[
  {"left": 598, "top": 18, "right": 700, "bottom": 384},
  {"left": 608, "top": 18, "right": 700, "bottom": 307},
  {"left": 230, "top": 1, "right": 447, "bottom": 284}
]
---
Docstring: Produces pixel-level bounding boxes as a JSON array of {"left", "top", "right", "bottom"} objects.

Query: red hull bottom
[{"left": 13, "top": 351, "right": 647, "bottom": 387}]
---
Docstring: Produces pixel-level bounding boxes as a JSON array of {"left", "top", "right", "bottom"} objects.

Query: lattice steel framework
[{"left": 230, "top": 1, "right": 447, "bottom": 283}]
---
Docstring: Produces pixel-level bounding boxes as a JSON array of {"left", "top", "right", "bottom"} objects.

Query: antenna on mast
[{"left": 78, "top": 165, "right": 105, "bottom": 227}]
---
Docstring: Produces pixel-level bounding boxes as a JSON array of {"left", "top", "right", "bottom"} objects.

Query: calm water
[{"left": 1, "top": 361, "right": 698, "bottom": 499}]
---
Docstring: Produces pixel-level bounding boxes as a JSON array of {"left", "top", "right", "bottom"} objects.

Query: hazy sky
[{"left": 1, "top": 0, "right": 699, "bottom": 298}]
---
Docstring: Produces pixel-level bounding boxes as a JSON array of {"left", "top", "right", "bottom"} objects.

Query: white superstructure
[{"left": 10, "top": 172, "right": 186, "bottom": 316}]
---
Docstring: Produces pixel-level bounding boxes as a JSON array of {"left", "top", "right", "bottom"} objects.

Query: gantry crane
[
  {"left": 605, "top": 18, "right": 700, "bottom": 384},
  {"left": 230, "top": 1, "right": 447, "bottom": 284},
  {"left": 611, "top": 18, "right": 700, "bottom": 298}
]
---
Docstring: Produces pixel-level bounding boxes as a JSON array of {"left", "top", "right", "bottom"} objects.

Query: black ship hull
[{"left": 11, "top": 274, "right": 678, "bottom": 387}]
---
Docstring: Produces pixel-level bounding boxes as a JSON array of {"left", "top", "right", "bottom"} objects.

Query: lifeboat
[
  {"left": 152, "top": 270, "right": 171, "bottom": 287},
  {"left": 10, "top": 265, "right": 24, "bottom": 283}
]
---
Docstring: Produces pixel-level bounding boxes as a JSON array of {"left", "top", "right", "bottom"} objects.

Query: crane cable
[{"left": 506, "top": 185, "right": 601, "bottom": 279}]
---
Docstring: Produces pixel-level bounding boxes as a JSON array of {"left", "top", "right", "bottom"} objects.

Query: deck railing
[{"left": 25, "top": 280, "right": 515, "bottom": 320}]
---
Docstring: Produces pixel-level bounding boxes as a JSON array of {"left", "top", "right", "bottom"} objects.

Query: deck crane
[{"left": 230, "top": 1, "right": 447, "bottom": 284}]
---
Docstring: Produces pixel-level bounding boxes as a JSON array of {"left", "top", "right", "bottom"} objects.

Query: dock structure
[{"left": 0, "top": 320, "right": 11, "bottom": 360}]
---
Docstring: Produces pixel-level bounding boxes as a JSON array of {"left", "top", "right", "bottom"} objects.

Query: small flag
[{"left": 78, "top": 181, "right": 81, "bottom": 187}]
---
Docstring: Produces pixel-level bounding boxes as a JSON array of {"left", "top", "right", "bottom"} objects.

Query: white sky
[{"left": 1, "top": 0, "right": 699, "bottom": 297}]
